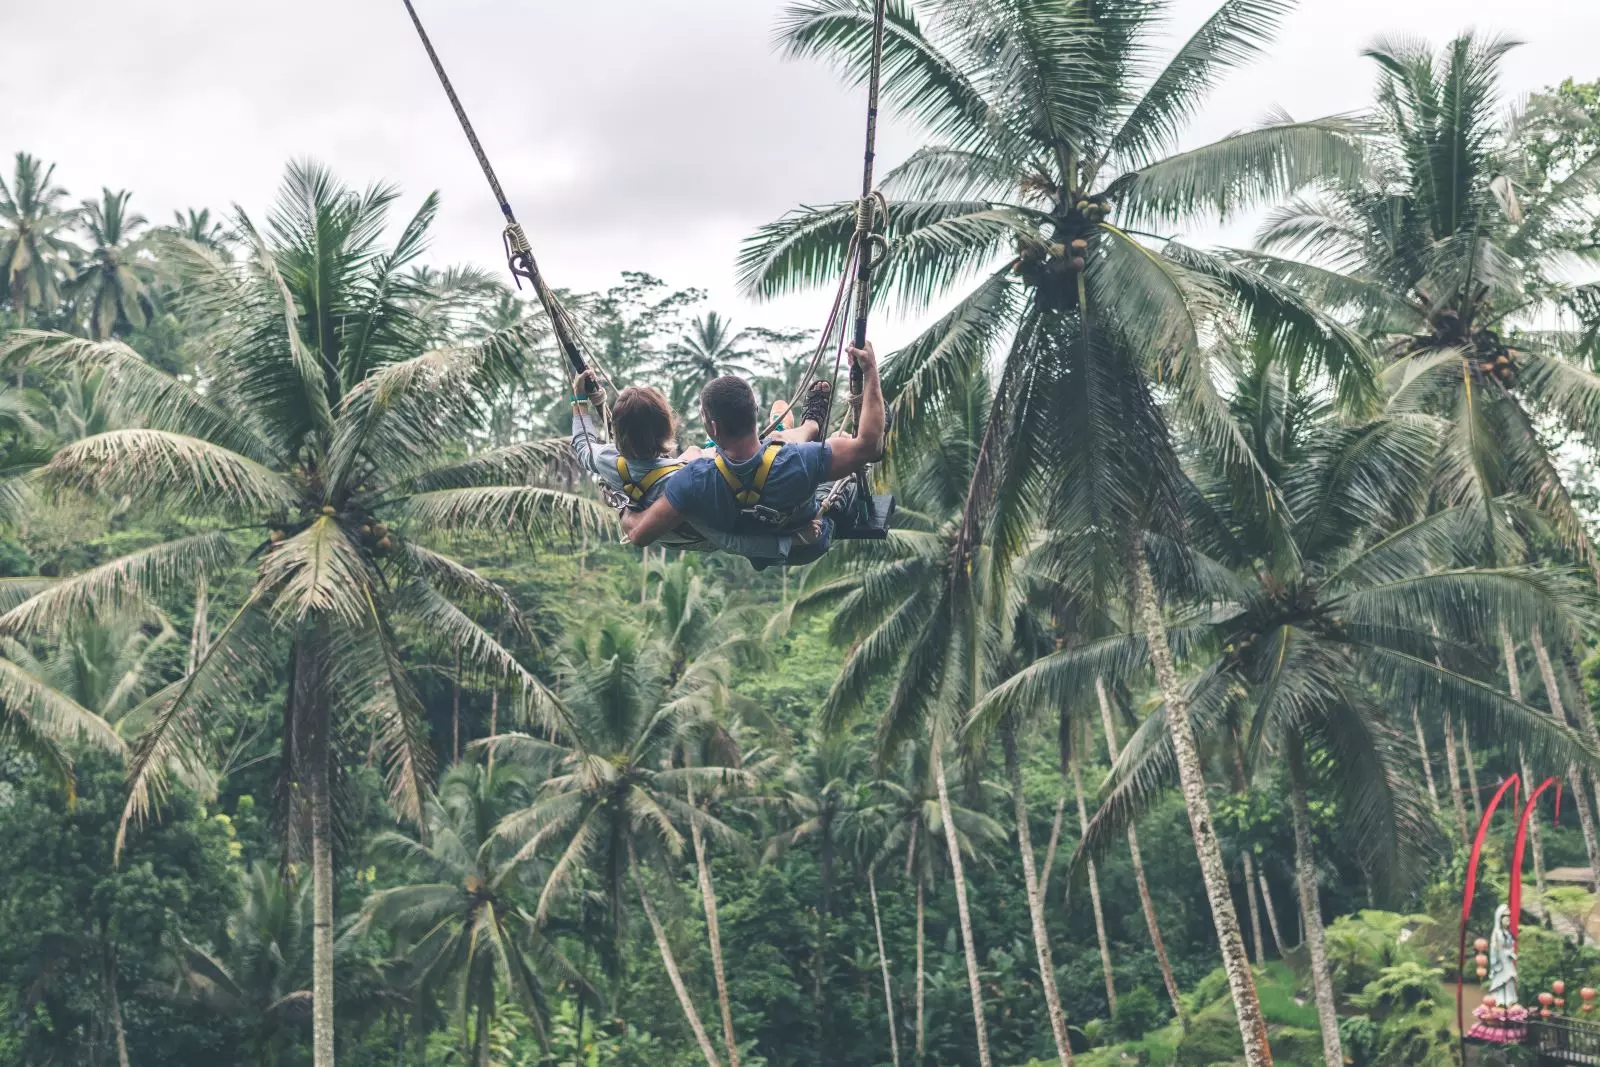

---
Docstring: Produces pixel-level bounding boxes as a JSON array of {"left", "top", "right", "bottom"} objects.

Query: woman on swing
[{"left": 571, "top": 369, "right": 833, "bottom": 567}]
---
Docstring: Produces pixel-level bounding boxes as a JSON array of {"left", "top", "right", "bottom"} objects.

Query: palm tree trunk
[
  {"left": 487, "top": 686, "right": 499, "bottom": 775},
  {"left": 1224, "top": 743, "right": 1263, "bottom": 967},
  {"left": 1038, "top": 795, "right": 1066, "bottom": 900},
  {"left": 1259, "top": 873, "right": 1287, "bottom": 955},
  {"left": 1132, "top": 554, "right": 1272, "bottom": 1067},
  {"left": 188, "top": 574, "right": 209, "bottom": 673},
  {"left": 867, "top": 868, "right": 902, "bottom": 1067},
  {"left": 474, "top": 999, "right": 490, "bottom": 1067},
  {"left": 915, "top": 872, "right": 926, "bottom": 1064},
  {"left": 452, "top": 643, "right": 462, "bottom": 765},
  {"left": 631, "top": 843, "right": 722, "bottom": 1067},
  {"left": 1069, "top": 749, "right": 1116, "bottom": 1020},
  {"left": 1411, "top": 704, "right": 1440, "bottom": 812},
  {"left": 689, "top": 789, "right": 741, "bottom": 1067},
  {"left": 1461, "top": 722, "right": 1483, "bottom": 824},
  {"left": 307, "top": 666, "right": 337, "bottom": 1067},
  {"left": 107, "top": 944, "right": 131, "bottom": 1067},
  {"left": 1441, "top": 710, "right": 1470, "bottom": 843},
  {"left": 1095, "top": 678, "right": 1185, "bottom": 1027},
  {"left": 1502, "top": 626, "right": 1548, "bottom": 899},
  {"left": 1287, "top": 744, "right": 1342, "bottom": 1067},
  {"left": 932, "top": 742, "right": 993, "bottom": 1067},
  {"left": 1002, "top": 720, "right": 1075, "bottom": 1065},
  {"left": 1532, "top": 629, "right": 1600, "bottom": 895},
  {"left": 1241, "top": 851, "right": 1265, "bottom": 966}
]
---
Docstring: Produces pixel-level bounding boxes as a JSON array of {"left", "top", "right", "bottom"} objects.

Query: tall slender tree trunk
[
  {"left": 473, "top": 999, "right": 490, "bottom": 1067},
  {"left": 1441, "top": 710, "right": 1470, "bottom": 843},
  {"left": 306, "top": 657, "right": 337, "bottom": 1067},
  {"left": 1038, "top": 795, "right": 1066, "bottom": 899},
  {"left": 1259, "top": 873, "right": 1287, "bottom": 955},
  {"left": 1502, "top": 626, "right": 1548, "bottom": 899},
  {"left": 867, "top": 868, "right": 902, "bottom": 1067},
  {"left": 1069, "top": 748, "right": 1116, "bottom": 1019},
  {"left": 106, "top": 944, "right": 131, "bottom": 1067},
  {"left": 932, "top": 743, "right": 993, "bottom": 1067},
  {"left": 1226, "top": 745, "right": 1265, "bottom": 967},
  {"left": 1002, "top": 721, "right": 1075, "bottom": 1065},
  {"left": 915, "top": 873, "right": 926, "bottom": 1064},
  {"left": 487, "top": 687, "right": 499, "bottom": 775},
  {"left": 1132, "top": 554, "right": 1272, "bottom": 1067},
  {"left": 1412, "top": 704, "right": 1440, "bottom": 812},
  {"left": 1558, "top": 645, "right": 1600, "bottom": 834},
  {"left": 1533, "top": 629, "right": 1600, "bottom": 896},
  {"left": 1287, "top": 744, "right": 1342, "bottom": 1067},
  {"left": 188, "top": 574, "right": 209, "bottom": 673},
  {"left": 452, "top": 643, "right": 462, "bottom": 765},
  {"left": 815, "top": 824, "right": 834, "bottom": 1061},
  {"left": 1095, "top": 678, "right": 1185, "bottom": 1026},
  {"left": 1461, "top": 723, "right": 1483, "bottom": 824},
  {"left": 631, "top": 844, "right": 722, "bottom": 1067},
  {"left": 1241, "top": 851, "right": 1265, "bottom": 965},
  {"left": 689, "top": 788, "right": 741, "bottom": 1067}
]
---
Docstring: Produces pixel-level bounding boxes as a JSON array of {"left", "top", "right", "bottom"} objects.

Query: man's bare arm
[
  {"left": 825, "top": 342, "right": 887, "bottom": 480},
  {"left": 618, "top": 496, "right": 685, "bottom": 548}
]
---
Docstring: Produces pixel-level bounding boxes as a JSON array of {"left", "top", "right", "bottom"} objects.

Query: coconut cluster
[
  {"left": 1015, "top": 191, "right": 1111, "bottom": 306},
  {"left": 1412, "top": 308, "right": 1518, "bottom": 387},
  {"left": 266, "top": 507, "right": 394, "bottom": 556}
]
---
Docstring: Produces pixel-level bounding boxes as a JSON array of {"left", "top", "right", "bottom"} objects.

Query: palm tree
[
  {"left": 857, "top": 738, "right": 1006, "bottom": 1064},
  {"left": 0, "top": 152, "right": 78, "bottom": 325},
  {"left": 67, "top": 189, "right": 151, "bottom": 340},
  {"left": 178, "top": 862, "right": 314, "bottom": 1067},
  {"left": 353, "top": 763, "right": 586, "bottom": 1065},
  {"left": 662, "top": 312, "right": 757, "bottom": 412},
  {"left": 0, "top": 160, "right": 596, "bottom": 1067},
  {"left": 984, "top": 361, "right": 1594, "bottom": 1067},
  {"left": 1248, "top": 32, "right": 1600, "bottom": 860},
  {"left": 491, "top": 618, "right": 747, "bottom": 1067},
  {"left": 745, "top": 5, "right": 1368, "bottom": 1059},
  {"left": 646, "top": 559, "right": 771, "bottom": 1067},
  {"left": 166, "top": 207, "right": 232, "bottom": 254},
  {"left": 767, "top": 732, "right": 869, "bottom": 1064}
]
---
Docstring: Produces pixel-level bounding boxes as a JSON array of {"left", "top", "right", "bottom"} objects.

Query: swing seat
[{"left": 822, "top": 476, "right": 895, "bottom": 541}]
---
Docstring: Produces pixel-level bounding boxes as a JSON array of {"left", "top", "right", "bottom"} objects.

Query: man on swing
[{"left": 618, "top": 342, "right": 886, "bottom": 568}]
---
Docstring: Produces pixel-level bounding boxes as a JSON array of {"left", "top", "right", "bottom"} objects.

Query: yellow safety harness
[
  {"left": 616, "top": 456, "right": 683, "bottom": 503},
  {"left": 714, "top": 443, "right": 782, "bottom": 507}
]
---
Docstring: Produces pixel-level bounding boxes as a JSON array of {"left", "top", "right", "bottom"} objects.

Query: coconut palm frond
[
  {"left": 0, "top": 532, "right": 238, "bottom": 637},
  {"left": 1114, "top": 119, "right": 1365, "bottom": 228},
  {"left": 1108, "top": 0, "right": 1295, "bottom": 168},
  {"left": 257, "top": 517, "right": 375, "bottom": 626},
  {"left": 46, "top": 429, "right": 297, "bottom": 519}
]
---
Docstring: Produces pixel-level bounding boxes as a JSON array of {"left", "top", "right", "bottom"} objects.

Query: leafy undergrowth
[{"left": 1054, "top": 962, "right": 1321, "bottom": 1067}]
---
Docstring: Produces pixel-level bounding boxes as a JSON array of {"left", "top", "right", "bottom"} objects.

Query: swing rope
[
  {"left": 399, "top": 0, "right": 626, "bottom": 407},
  {"left": 763, "top": 0, "right": 891, "bottom": 443}
]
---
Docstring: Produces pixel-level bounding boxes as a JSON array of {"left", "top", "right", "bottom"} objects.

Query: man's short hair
[
  {"left": 613, "top": 386, "right": 677, "bottom": 460},
  {"left": 701, "top": 375, "right": 758, "bottom": 439}
]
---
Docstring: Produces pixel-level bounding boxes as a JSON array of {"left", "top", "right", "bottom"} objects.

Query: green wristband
[{"left": 572, "top": 395, "right": 591, "bottom": 403}]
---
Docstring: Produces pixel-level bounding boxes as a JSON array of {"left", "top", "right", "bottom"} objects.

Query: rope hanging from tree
[{"left": 399, "top": 0, "right": 623, "bottom": 404}]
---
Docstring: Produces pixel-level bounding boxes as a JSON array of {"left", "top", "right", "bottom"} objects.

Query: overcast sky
[{"left": 4, "top": 0, "right": 1599, "bottom": 348}]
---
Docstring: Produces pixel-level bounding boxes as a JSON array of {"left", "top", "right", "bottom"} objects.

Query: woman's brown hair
[{"left": 612, "top": 386, "right": 677, "bottom": 460}]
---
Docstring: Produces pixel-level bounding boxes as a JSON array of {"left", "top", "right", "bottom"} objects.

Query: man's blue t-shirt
[{"left": 666, "top": 440, "right": 832, "bottom": 534}]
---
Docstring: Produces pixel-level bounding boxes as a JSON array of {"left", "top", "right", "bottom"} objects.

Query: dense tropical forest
[{"left": 8, "top": 3, "right": 1600, "bottom": 1066}]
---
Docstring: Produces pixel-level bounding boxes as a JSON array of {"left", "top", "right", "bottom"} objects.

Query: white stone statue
[{"left": 1487, "top": 902, "right": 1519, "bottom": 1007}]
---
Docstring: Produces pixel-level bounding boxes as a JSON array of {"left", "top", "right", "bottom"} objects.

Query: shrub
[
  {"left": 1339, "top": 1014, "right": 1379, "bottom": 1067},
  {"left": 1115, "top": 987, "right": 1164, "bottom": 1040}
]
